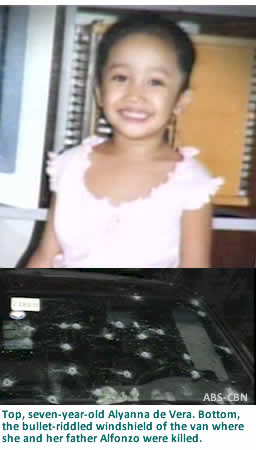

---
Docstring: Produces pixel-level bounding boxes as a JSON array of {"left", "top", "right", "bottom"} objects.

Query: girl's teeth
[{"left": 121, "top": 110, "right": 148, "bottom": 119}]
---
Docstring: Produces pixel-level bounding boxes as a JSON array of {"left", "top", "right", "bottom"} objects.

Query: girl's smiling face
[{"left": 97, "top": 33, "right": 189, "bottom": 142}]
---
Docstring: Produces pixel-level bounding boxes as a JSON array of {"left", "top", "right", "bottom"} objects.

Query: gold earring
[{"left": 167, "top": 114, "right": 177, "bottom": 150}]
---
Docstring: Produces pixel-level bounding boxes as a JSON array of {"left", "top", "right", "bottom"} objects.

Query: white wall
[
  {"left": 0, "top": 7, "right": 58, "bottom": 209},
  {"left": 0, "top": 6, "right": 59, "bottom": 267},
  {"left": 0, "top": 220, "right": 33, "bottom": 268}
]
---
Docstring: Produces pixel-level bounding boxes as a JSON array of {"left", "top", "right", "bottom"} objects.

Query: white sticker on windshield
[{"left": 11, "top": 297, "right": 40, "bottom": 312}]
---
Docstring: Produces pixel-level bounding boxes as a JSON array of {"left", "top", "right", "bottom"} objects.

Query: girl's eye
[
  {"left": 150, "top": 79, "right": 165, "bottom": 86},
  {"left": 112, "top": 74, "right": 127, "bottom": 82}
]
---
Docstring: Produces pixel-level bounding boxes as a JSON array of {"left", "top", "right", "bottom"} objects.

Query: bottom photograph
[{"left": 0, "top": 269, "right": 254, "bottom": 405}]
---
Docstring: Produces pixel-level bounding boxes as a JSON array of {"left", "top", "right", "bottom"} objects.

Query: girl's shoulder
[
  {"left": 46, "top": 135, "right": 106, "bottom": 192},
  {"left": 177, "top": 146, "right": 225, "bottom": 210}
]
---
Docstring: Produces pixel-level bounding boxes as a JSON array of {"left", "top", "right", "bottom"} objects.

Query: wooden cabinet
[{"left": 179, "top": 35, "right": 256, "bottom": 209}]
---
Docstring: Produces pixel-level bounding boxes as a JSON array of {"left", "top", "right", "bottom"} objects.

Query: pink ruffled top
[{"left": 46, "top": 135, "right": 224, "bottom": 268}]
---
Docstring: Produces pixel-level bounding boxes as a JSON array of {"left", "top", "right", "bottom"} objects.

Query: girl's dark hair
[{"left": 96, "top": 12, "right": 196, "bottom": 92}]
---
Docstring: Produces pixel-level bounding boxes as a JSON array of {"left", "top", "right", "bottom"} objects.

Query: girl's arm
[
  {"left": 26, "top": 195, "right": 62, "bottom": 268},
  {"left": 179, "top": 203, "right": 212, "bottom": 268}
]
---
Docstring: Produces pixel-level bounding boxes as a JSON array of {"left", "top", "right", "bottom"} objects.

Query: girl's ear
[{"left": 174, "top": 89, "right": 193, "bottom": 117}]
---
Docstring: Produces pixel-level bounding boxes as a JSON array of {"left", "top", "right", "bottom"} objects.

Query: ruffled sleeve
[
  {"left": 46, "top": 136, "right": 105, "bottom": 193},
  {"left": 180, "top": 148, "right": 225, "bottom": 210},
  {"left": 184, "top": 175, "right": 224, "bottom": 210},
  {"left": 46, "top": 150, "right": 71, "bottom": 193}
]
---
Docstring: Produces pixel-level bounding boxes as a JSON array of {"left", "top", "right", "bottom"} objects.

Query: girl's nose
[{"left": 126, "top": 81, "right": 144, "bottom": 100}]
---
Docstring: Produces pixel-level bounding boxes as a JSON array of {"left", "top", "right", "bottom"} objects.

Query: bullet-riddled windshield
[{"left": 0, "top": 272, "right": 254, "bottom": 405}]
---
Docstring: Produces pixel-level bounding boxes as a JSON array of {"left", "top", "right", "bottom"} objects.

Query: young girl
[{"left": 27, "top": 13, "right": 224, "bottom": 269}]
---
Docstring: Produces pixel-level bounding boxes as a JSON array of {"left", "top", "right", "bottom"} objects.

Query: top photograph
[{"left": 0, "top": 5, "right": 256, "bottom": 268}]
